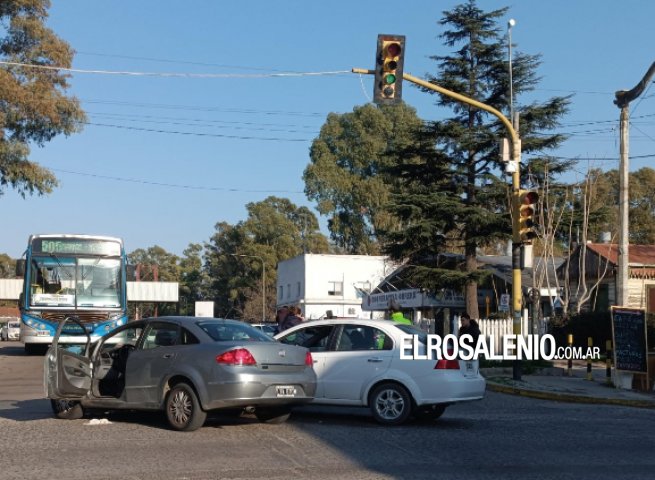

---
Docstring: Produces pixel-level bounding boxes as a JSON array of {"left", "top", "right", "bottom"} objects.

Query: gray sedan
[{"left": 44, "top": 316, "right": 316, "bottom": 431}]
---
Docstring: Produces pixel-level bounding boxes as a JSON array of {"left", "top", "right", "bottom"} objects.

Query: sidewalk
[{"left": 482, "top": 360, "right": 655, "bottom": 409}]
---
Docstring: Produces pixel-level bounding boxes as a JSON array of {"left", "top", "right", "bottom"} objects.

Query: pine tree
[{"left": 382, "top": 0, "right": 571, "bottom": 317}]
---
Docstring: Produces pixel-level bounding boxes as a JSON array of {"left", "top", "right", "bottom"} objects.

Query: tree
[
  {"left": 204, "top": 196, "right": 329, "bottom": 320},
  {"left": 303, "top": 103, "right": 425, "bottom": 254},
  {"left": 392, "top": 0, "right": 571, "bottom": 317},
  {"left": 177, "top": 243, "right": 207, "bottom": 316},
  {"left": 0, "top": 253, "right": 16, "bottom": 278},
  {"left": 0, "top": 0, "right": 85, "bottom": 197}
]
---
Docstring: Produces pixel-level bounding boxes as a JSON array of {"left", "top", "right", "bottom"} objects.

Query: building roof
[{"left": 585, "top": 243, "right": 655, "bottom": 266}]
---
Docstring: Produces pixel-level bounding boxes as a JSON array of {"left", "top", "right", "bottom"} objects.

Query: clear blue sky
[{"left": 1, "top": 0, "right": 654, "bottom": 258}]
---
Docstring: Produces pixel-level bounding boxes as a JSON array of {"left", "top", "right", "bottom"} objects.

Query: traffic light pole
[{"left": 353, "top": 68, "right": 524, "bottom": 379}]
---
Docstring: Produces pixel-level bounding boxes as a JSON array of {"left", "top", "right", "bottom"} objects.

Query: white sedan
[{"left": 275, "top": 318, "right": 485, "bottom": 425}]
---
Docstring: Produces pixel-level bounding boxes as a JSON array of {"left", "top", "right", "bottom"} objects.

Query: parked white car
[
  {"left": 275, "top": 318, "right": 485, "bottom": 425},
  {"left": 1, "top": 321, "right": 20, "bottom": 341}
]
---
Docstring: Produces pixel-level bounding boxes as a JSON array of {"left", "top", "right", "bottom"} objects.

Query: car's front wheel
[
  {"left": 369, "top": 383, "right": 412, "bottom": 426},
  {"left": 50, "top": 399, "right": 84, "bottom": 420},
  {"left": 165, "top": 382, "right": 207, "bottom": 432},
  {"left": 255, "top": 407, "right": 291, "bottom": 424}
]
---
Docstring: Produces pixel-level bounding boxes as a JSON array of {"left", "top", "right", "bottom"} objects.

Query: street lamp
[{"left": 230, "top": 254, "right": 266, "bottom": 322}]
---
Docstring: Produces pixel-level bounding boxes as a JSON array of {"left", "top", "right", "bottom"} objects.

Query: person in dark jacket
[
  {"left": 458, "top": 312, "right": 481, "bottom": 347},
  {"left": 279, "top": 305, "right": 303, "bottom": 332}
]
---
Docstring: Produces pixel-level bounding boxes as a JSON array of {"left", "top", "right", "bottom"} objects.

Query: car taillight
[
  {"left": 305, "top": 351, "right": 313, "bottom": 367},
  {"left": 434, "top": 349, "right": 459, "bottom": 370},
  {"left": 434, "top": 359, "right": 460, "bottom": 370},
  {"left": 216, "top": 348, "right": 256, "bottom": 366}
]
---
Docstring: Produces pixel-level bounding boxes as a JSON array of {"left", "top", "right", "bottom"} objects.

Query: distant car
[
  {"left": 251, "top": 323, "right": 278, "bottom": 337},
  {"left": 275, "top": 318, "right": 485, "bottom": 425},
  {"left": 1, "top": 321, "right": 20, "bottom": 341},
  {"left": 45, "top": 316, "right": 316, "bottom": 431}
]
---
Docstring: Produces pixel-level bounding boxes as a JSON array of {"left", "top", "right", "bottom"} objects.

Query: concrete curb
[{"left": 486, "top": 382, "right": 655, "bottom": 409}]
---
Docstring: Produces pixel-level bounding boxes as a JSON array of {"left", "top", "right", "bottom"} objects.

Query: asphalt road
[{"left": 1, "top": 341, "right": 654, "bottom": 480}]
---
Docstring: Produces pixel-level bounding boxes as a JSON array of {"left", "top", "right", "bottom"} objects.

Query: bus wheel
[{"left": 51, "top": 400, "right": 84, "bottom": 420}]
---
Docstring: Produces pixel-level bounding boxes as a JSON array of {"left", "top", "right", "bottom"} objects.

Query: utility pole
[{"left": 614, "top": 62, "right": 655, "bottom": 306}]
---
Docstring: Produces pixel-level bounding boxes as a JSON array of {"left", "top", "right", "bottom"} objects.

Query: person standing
[
  {"left": 279, "top": 305, "right": 303, "bottom": 332},
  {"left": 275, "top": 306, "right": 290, "bottom": 334},
  {"left": 458, "top": 312, "right": 481, "bottom": 346},
  {"left": 388, "top": 300, "right": 412, "bottom": 325}
]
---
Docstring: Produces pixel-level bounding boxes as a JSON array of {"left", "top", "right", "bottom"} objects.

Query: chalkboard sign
[{"left": 611, "top": 307, "right": 648, "bottom": 373}]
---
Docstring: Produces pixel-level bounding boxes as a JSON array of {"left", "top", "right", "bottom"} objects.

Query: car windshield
[{"left": 197, "top": 320, "right": 273, "bottom": 342}]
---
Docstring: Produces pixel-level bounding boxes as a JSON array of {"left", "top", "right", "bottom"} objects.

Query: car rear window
[{"left": 197, "top": 320, "right": 272, "bottom": 342}]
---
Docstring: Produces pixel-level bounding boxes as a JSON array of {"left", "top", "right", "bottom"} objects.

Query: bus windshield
[{"left": 29, "top": 256, "right": 122, "bottom": 308}]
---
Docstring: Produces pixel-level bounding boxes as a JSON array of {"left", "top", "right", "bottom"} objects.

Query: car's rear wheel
[
  {"left": 50, "top": 399, "right": 84, "bottom": 420},
  {"left": 165, "top": 382, "right": 207, "bottom": 431},
  {"left": 255, "top": 406, "right": 291, "bottom": 424},
  {"left": 369, "top": 383, "right": 412, "bottom": 426},
  {"left": 415, "top": 404, "right": 447, "bottom": 422}
]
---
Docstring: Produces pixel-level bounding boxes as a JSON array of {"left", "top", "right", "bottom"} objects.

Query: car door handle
[
  {"left": 162, "top": 353, "right": 175, "bottom": 359},
  {"left": 367, "top": 357, "right": 384, "bottom": 363}
]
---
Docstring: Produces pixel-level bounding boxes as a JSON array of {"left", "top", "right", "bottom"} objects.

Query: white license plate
[
  {"left": 465, "top": 361, "right": 476, "bottom": 375},
  {"left": 276, "top": 386, "right": 297, "bottom": 398}
]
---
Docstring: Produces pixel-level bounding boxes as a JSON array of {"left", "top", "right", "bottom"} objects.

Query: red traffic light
[
  {"left": 385, "top": 42, "right": 402, "bottom": 57},
  {"left": 520, "top": 191, "right": 538, "bottom": 205}
]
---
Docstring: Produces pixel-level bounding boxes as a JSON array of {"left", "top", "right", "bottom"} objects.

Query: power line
[
  {"left": 81, "top": 121, "right": 312, "bottom": 142},
  {"left": 87, "top": 113, "right": 320, "bottom": 135},
  {"left": 82, "top": 99, "right": 327, "bottom": 117},
  {"left": 76, "top": 51, "right": 296, "bottom": 72},
  {"left": 0, "top": 60, "right": 350, "bottom": 78},
  {"left": 86, "top": 110, "right": 320, "bottom": 130},
  {"left": 50, "top": 168, "right": 306, "bottom": 194}
]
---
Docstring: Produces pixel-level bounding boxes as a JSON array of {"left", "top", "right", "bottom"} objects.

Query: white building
[{"left": 276, "top": 254, "right": 394, "bottom": 320}]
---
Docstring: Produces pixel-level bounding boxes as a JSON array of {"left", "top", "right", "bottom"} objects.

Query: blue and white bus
[{"left": 16, "top": 234, "right": 132, "bottom": 354}]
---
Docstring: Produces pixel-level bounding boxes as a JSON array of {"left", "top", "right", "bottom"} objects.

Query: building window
[
  {"left": 287, "top": 284, "right": 291, "bottom": 299},
  {"left": 297, "top": 281, "right": 301, "bottom": 297},
  {"left": 328, "top": 281, "right": 343, "bottom": 296},
  {"left": 279, "top": 286, "right": 283, "bottom": 300},
  {"left": 354, "top": 281, "right": 371, "bottom": 298},
  {"left": 348, "top": 307, "right": 356, "bottom": 315}
]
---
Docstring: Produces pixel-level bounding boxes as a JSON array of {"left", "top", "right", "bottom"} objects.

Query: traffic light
[
  {"left": 518, "top": 189, "right": 539, "bottom": 243},
  {"left": 374, "top": 34, "right": 405, "bottom": 105}
]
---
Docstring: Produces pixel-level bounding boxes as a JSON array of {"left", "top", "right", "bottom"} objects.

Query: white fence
[
  {"left": 477, "top": 318, "right": 513, "bottom": 356},
  {"left": 417, "top": 317, "right": 518, "bottom": 356}
]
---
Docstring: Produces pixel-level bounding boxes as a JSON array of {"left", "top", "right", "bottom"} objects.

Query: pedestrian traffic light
[
  {"left": 518, "top": 189, "right": 539, "bottom": 243},
  {"left": 374, "top": 34, "right": 405, "bottom": 105}
]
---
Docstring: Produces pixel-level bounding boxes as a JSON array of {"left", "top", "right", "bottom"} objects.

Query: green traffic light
[{"left": 384, "top": 73, "right": 396, "bottom": 85}]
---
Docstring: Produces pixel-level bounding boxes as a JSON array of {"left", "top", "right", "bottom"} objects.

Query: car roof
[
  {"left": 284, "top": 318, "right": 408, "bottom": 328},
  {"left": 137, "top": 316, "right": 247, "bottom": 325}
]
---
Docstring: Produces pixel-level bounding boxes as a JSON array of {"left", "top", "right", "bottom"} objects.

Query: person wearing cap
[{"left": 388, "top": 300, "right": 412, "bottom": 325}]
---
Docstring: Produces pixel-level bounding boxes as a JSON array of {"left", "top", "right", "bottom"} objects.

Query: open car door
[{"left": 44, "top": 317, "right": 93, "bottom": 399}]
